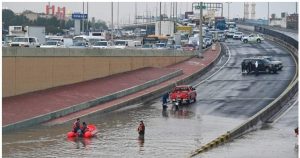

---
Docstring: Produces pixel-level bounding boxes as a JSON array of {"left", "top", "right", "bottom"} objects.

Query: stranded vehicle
[
  {"left": 169, "top": 85, "right": 197, "bottom": 105},
  {"left": 241, "top": 34, "right": 264, "bottom": 43},
  {"left": 241, "top": 57, "right": 278, "bottom": 74}
]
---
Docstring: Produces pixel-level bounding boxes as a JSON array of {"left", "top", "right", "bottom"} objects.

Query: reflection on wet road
[{"left": 3, "top": 39, "right": 296, "bottom": 157}]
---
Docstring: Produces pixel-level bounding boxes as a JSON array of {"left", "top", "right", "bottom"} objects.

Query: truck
[
  {"left": 169, "top": 85, "right": 197, "bottom": 105},
  {"left": 214, "top": 17, "right": 226, "bottom": 30},
  {"left": 8, "top": 26, "right": 46, "bottom": 44}
]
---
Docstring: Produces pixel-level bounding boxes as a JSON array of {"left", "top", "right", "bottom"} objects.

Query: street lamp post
[
  {"left": 198, "top": 2, "right": 203, "bottom": 58},
  {"left": 226, "top": 2, "right": 232, "bottom": 22}
]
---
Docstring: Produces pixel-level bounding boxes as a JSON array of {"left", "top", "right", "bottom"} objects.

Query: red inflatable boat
[{"left": 67, "top": 124, "right": 97, "bottom": 138}]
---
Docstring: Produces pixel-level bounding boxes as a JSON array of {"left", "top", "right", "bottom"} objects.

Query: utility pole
[
  {"left": 199, "top": 2, "right": 203, "bottom": 58},
  {"left": 86, "top": 2, "right": 88, "bottom": 33},
  {"left": 82, "top": 2, "right": 85, "bottom": 33},
  {"left": 268, "top": 2, "right": 269, "bottom": 25},
  {"left": 111, "top": 2, "right": 114, "bottom": 42},
  {"left": 117, "top": 2, "right": 119, "bottom": 30},
  {"left": 159, "top": 2, "right": 162, "bottom": 35},
  {"left": 226, "top": 2, "right": 232, "bottom": 22},
  {"left": 135, "top": 2, "right": 137, "bottom": 24}
]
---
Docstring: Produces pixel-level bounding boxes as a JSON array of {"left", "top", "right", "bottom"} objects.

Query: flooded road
[
  {"left": 3, "top": 101, "right": 244, "bottom": 157},
  {"left": 199, "top": 96, "right": 298, "bottom": 158},
  {"left": 3, "top": 39, "right": 296, "bottom": 157}
]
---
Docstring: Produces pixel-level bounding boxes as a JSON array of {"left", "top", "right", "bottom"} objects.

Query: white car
[
  {"left": 233, "top": 32, "right": 244, "bottom": 40},
  {"left": 40, "top": 40, "right": 64, "bottom": 48},
  {"left": 10, "top": 37, "right": 40, "bottom": 47},
  {"left": 92, "top": 41, "right": 111, "bottom": 49},
  {"left": 241, "top": 34, "right": 264, "bottom": 43}
]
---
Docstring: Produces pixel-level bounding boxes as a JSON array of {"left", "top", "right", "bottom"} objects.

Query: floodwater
[
  {"left": 199, "top": 97, "right": 298, "bottom": 158},
  {"left": 3, "top": 101, "right": 243, "bottom": 158}
]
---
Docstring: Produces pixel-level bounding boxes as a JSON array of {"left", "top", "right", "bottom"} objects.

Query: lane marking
[{"left": 194, "top": 43, "right": 232, "bottom": 88}]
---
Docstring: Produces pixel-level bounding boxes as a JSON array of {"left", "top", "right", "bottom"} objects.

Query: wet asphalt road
[
  {"left": 2, "top": 39, "right": 296, "bottom": 158},
  {"left": 199, "top": 94, "right": 298, "bottom": 158}
]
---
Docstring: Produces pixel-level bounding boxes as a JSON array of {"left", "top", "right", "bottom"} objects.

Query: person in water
[
  {"left": 137, "top": 121, "right": 145, "bottom": 135},
  {"left": 81, "top": 122, "right": 88, "bottom": 136},
  {"left": 73, "top": 118, "right": 81, "bottom": 133}
]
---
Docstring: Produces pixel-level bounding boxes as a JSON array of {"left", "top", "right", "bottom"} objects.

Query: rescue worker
[
  {"left": 162, "top": 92, "right": 169, "bottom": 109},
  {"left": 80, "top": 122, "right": 88, "bottom": 137},
  {"left": 241, "top": 61, "right": 246, "bottom": 73},
  {"left": 73, "top": 118, "right": 81, "bottom": 133},
  {"left": 137, "top": 121, "right": 145, "bottom": 136},
  {"left": 254, "top": 60, "right": 259, "bottom": 76}
]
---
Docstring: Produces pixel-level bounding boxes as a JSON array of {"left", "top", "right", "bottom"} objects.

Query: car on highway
[
  {"left": 92, "top": 41, "right": 112, "bottom": 49},
  {"left": 204, "top": 37, "right": 213, "bottom": 47},
  {"left": 182, "top": 44, "right": 196, "bottom": 51},
  {"left": 226, "top": 31, "right": 235, "bottom": 38},
  {"left": 241, "top": 57, "right": 278, "bottom": 74},
  {"left": 10, "top": 37, "right": 40, "bottom": 47},
  {"left": 69, "top": 41, "right": 89, "bottom": 48},
  {"left": 141, "top": 44, "right": 153, "bottom": 49},
  {"left": 40, "top": 40, "right": 64, "bottom": 48},
  {"left": 260, "top": 56, "right": 283, "bottom": 71},
  {"left": 241, "top": 34, "right": 264, "bottom": 43},
  {"left": 233, "top": 32, "right": 244, "bottom": 40},
  {"left": 169, "top": 85, "right": 197, "bottom": 105}
]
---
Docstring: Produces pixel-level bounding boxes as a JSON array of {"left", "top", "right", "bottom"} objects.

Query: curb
[
  {"left": 3, "top": 68, "right": 183, "bottom": 132},
  {"left": 49, "top": 44, "right": 223, "bottom": 124}
]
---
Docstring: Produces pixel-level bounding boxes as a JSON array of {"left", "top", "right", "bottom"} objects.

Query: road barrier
[{"left": 190, "top": 26, "right": 298, "bottom": 157}]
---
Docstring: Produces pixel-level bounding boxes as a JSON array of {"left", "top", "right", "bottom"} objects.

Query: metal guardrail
[{"left": 254, "top": 25, "right": 298, "bottom": 50}]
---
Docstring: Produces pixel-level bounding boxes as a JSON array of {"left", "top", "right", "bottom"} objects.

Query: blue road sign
[{"left": 72, "top": 13, "right": 88, "bottom": 20}]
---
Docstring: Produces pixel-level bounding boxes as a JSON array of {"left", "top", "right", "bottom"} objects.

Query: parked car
[
  {"left": 169, "top": 85, "right": 197, "bottom": 105},
  {"left": 182, "top": 44, "right": 196, "bottom": 51},
  {"left": 241, "top": 34, "right": 264, "bottom": 43},
  {"left": 10, "top": 37, "right": 40, "bottom": 47},
  {"left": 40, "top": 40, "right": 64, "bottom": 48},
  {"left": 233, "top": 32, "right": 244, "bottom": 40},
  {"left": 241, "top": 57, "right": 277, "bottom": 74}
]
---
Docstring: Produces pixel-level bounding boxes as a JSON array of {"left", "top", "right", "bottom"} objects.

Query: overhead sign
[
  {"left": 194, "top": 5, "right": 206, "bottom": 10},
  {"left": 72, "top": 13, "right": 88, "bottom": 20}
]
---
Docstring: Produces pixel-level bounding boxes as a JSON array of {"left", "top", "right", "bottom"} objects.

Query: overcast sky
[{"left": 2, "top": 2, "right": 297, "bottom": 24}]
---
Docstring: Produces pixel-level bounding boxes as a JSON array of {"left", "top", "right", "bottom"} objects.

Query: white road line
[{"left": 194, "top": 43, "right": 232, "bottom": 88}]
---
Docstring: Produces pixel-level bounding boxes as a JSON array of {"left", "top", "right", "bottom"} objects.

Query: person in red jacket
[
  {"left": 137, "top": 121, "right": 145, "bottom": 136},
  {"left": 73, "top": 118, "right": 80, "bottom": 133}
]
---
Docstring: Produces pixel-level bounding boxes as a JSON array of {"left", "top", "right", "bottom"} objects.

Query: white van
[{"left": 10, "top": 37, "right": 40, "bottom": 47}]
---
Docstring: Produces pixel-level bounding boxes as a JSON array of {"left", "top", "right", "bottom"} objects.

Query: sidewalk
[{"left": 3, "top": 44, "right": 221, "bottom": 130}]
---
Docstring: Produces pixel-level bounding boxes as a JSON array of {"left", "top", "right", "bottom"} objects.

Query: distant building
[
  {"left": 22, "top": 10, "right": 39, "bottom": 21},
  {"left": 286, "top": 14, "right": 298, "bottom": 30}
]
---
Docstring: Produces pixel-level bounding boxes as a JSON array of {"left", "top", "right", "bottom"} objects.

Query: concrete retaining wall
[
  {"left": 3, "top": 69, "right": 183, "bottom": 132},
  {"left": 3, "top": 47, "right": 195, "bottom": 97}
]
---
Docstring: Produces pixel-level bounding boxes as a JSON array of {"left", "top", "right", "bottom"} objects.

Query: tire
[
  {"left": 193, "top": 97, "right": 196, "bottom": 102},
  {"left": 273, "top": 69, "right": 277, "bottom": 74},
  {"left": 257, "top": 39, "right": 261, "bottom": 43},
  {"left": 243, "top": 39, "right": 248, "bottom": 43}
]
